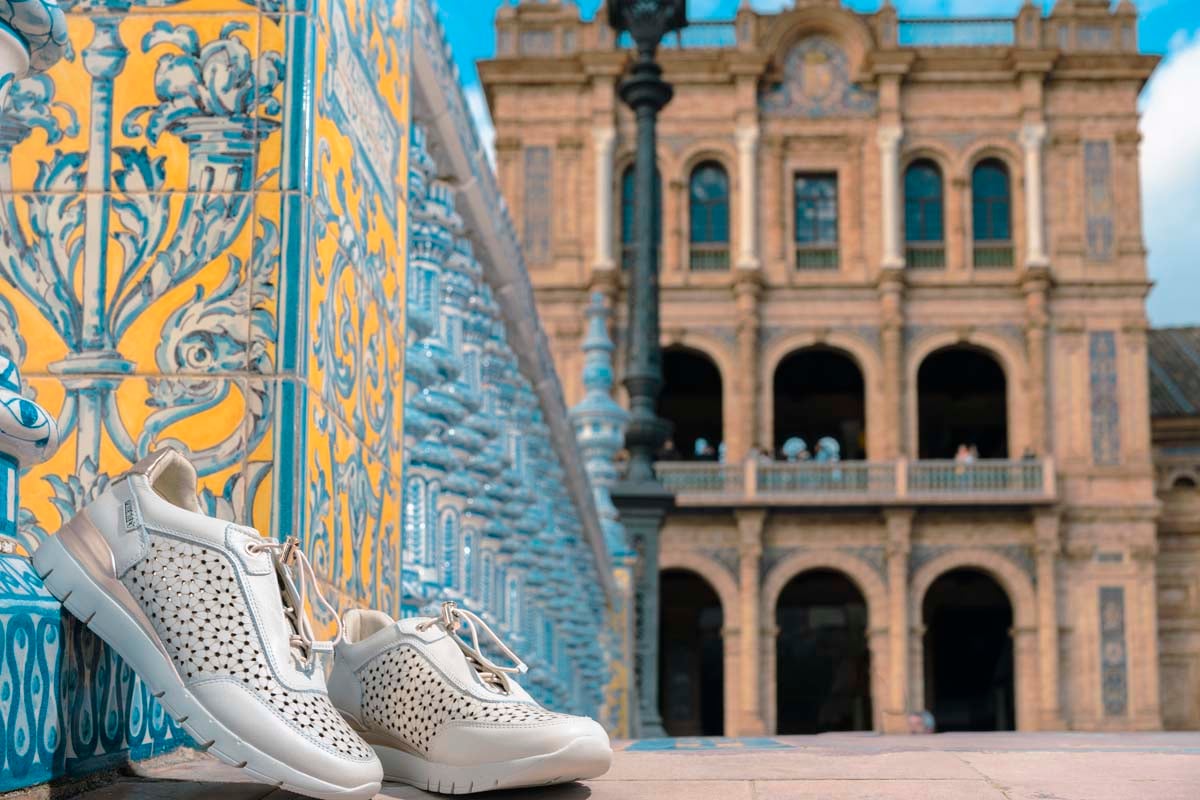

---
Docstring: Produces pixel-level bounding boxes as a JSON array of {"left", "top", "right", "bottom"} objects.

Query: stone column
[
  {"left": 1034, "top": 509, "right": 1065, "bottom": 729},
  {"left": 1023, "top": 267, "right": 1051, "bottom": 455},
  {"left": 735, "top": 509, "right": 767, "bottom": 735},
  {"left": 1021, "top": 123, "right": 1049, "bottom": 268},
  {"left": 732, "top": 270, "right": 763, "bottom": 462},
  {"left": 592, "top": 125, "right": 617, "bottom": 272},
  {"left": 878, "top": 125, "right": 905, "bottom": 269},
  {"left": 879, "top": 269, "right": 905, "bottom": 458},
  {"left": 883, "top": 509, "right": 913, "bottom": 733},
  {"left": 735, "top": 124, "right": 760, "bottom": 270}
]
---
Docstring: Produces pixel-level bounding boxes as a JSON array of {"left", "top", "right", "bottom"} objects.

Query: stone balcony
[{"left": 656, "top": 457, "right": 1057, "bottom": 508}]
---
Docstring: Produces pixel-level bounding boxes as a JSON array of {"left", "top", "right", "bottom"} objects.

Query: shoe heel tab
[
  {"left": 342, "top": 608, "right": 396, "bottom": 645},
  {"left": 125, "top": 447, "right": 201, "bottom": 513},
  {"left": 127, "top": 447, "right": 182, "bottom": 479}
]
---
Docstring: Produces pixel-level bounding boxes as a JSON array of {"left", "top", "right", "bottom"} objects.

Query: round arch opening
[
  {"left": 659, "top": 568, "right": 725, "bottom": 736},
  {"left": 917, "top": 345, "right": 1008, "bottom": 459},
  {"left": 922, "top": 568, "right": 1015, "bottom": 732},
  {"left": 658, "top": 346, "right": 723, "bottom": 460},
  {"left": 775, "top": 569, "right": 872, "bottom": 734},
  {"left": 773, "top": 347, "right": 865, "bottom": 460}
]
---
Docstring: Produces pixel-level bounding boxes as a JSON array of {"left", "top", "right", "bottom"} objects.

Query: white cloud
[
  {"left": 1140, "top": 29, "right": 1200, "bottom": 325},
  {"left": 464, "top": 83, "right": 497, "bottom": 169}
]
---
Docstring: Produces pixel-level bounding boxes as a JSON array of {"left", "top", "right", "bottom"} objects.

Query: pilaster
[
  {"left": 1034, "top": 509, "right": 1066, "bottom": 729},
  {"left": 883, "top": 508, "right": 913, "bottom": 733},
  {"left": 735, "top": 508, "right": 767, "bottom": 735},
  {"left": 1021, "top": 123, "right": 1049, "bottom": 269},
  {"left": 733, "top": 270, "right": 763, "bottom": 461},
  {"left": 877, "top": 124, "right": 905, "bottom": 270},
  {"left": 878, "top": 268, "right": 906, "bottom": 459},
  {"left": 1023, "top": 266, "right": 1051, "bottom": 455},
  {"left": 735, "top": 123, "right": 761, "bottom": 271},
  {"left": 592, "top": 125, "right": 618, "bottom": 273}
]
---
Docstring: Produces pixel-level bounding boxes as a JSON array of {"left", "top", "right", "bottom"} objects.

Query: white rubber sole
[
  {"left": 33, "top": 532, "right": 381, "bottom": 800},
  {"left": 375, "top": 736, "right": 613, "bottom": 795}
]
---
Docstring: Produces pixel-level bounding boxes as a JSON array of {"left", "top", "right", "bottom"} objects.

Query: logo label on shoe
[{"left": 123, "top": 500, "right": 138, "bottom": 531}]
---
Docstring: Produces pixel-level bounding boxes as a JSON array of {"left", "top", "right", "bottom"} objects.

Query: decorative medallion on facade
[{"left": 759, "top": 36, "right": 876, "bottom": 118}]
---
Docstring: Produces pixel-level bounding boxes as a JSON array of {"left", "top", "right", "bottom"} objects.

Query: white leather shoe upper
[
  {"left": 330, "top": 603, "right": 611, "bottom": 766},
  {"left": 94, "top": 449, "right": 378, "bottom": 775}
]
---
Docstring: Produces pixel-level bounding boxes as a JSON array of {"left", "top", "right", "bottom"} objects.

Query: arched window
[
  {"left": 620, "top": 164, "right": 661, "bottom": 270},
  {"left": 660, "top": 569, "right": 725, "bottom": 736},
  {"left": 904, "top": 159, "right": 944, "bottom": 269},
  {"left": 972, "top": 159, "right": 1013, "bottom": 268},
  {"left": 689, "top": 162, "right": 730, "bottom": 271},
  {"left": 658, "top": 347, "right": 723, "bottom": 462}
]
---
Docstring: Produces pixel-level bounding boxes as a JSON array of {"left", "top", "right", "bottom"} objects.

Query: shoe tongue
[{"left": 403, "top": 617, "right": 501, "bottom": 690}]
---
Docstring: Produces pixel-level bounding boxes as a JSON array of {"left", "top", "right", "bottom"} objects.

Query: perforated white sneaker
[
  {"left": 32, "top": 449, "right": 383, "bottom": 799},
  {"left": 329, "top": 601, "right": 612, "bottom": 794}
]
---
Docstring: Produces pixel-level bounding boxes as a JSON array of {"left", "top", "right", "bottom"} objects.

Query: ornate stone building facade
[
  {"left": 479, "top": 0, "right": 1200, "bottom": 734},
  {"left": 0, "top": 0, "right": 616, "bottom": 791}
]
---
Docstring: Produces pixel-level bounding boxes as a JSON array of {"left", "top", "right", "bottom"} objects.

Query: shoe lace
[
  {"left": 416, "top": 601, "right": 528, "bottom": 694},
  {"left": 247, "top": 536, "right": 341, "bottom": 668}
]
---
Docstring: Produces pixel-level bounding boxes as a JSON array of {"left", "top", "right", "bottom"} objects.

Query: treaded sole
[
  {"left": 32, "top": 534, "right": 381, "bottom": 800},
  {"left": 375, "top": 736, "right": 612, "bottom": 795}
]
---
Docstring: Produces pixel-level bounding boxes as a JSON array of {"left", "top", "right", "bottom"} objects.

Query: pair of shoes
[{"left": 32, "top": 448, "right": 612, "bottom": 799}]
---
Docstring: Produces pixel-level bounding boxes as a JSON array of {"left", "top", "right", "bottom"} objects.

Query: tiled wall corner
[{"left": 0, "top": 0, "right": 410, "bottom": 789}]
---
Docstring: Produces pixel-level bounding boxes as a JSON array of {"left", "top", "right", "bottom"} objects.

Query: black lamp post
[{"left": 608, "top": 0, "right": 686, "bottom": 740}]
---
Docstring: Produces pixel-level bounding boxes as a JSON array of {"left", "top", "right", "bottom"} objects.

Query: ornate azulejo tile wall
[
  {"left": 0, "top": 0, "right": 411, "bottom": 790},
  {"left": 404, "top": 0, "right": 615, "bottom": 726}
]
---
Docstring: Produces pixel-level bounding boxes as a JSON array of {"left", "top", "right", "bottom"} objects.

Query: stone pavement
[{"left": 38, "top": 733, "right": 1200, "bottom": 800}]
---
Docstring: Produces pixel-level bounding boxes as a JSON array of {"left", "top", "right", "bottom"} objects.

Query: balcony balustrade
[
  {"left": 689, "top": 243, "right": 730, "bottom": 271},
  {"left": 794, "top": 244, "right": 839, "bottom": 271},
  {"left": 655, "top": 457, "right": 1056, "bottom": 506},
  {"left": 906, "top": 243, "right": 946, "bottom": 269},
  {"left": 973, "top": 240, "right": 1015, "bottom": 269}
]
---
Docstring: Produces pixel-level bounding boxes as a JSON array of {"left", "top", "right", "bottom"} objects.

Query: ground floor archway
[
  {"left": 659, "top": 568, "right": 725, "bottom": 736},
  {"left": 775, "top": 569, "right": 873, "bottom": 734},
  {"left": 922, "top": 568, "right": 1015, "bottom": 731}
]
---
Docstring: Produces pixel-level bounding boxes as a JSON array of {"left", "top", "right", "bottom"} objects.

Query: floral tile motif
[
  {"left": 15, "top": 376, "right": 256, "bottom": 548},
  {"left": 302, "top": 386, "right": 402, "bottom": 623},
  {"left": 4, "top": 14, "right": 277, "bottom": 195}
]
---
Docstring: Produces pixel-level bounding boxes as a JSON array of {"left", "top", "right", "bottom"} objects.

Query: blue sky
[{"left": 439, "top": 0, "right": 1200, "bottom": 326}]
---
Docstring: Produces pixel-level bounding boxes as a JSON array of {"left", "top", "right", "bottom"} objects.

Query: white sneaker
[
  {"left": 329, "top": 601, "right": 612, "bottom": 794},
  {"left": 32, "top": 448, "right": 383, "bottom": 799}
]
